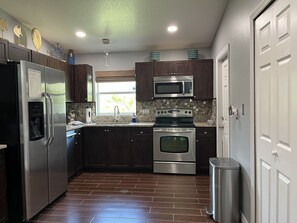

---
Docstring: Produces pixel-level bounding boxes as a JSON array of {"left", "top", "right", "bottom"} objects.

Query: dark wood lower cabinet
[
  {"left": 196, "top": 127, "right": 216, "bottom": 175},
  {"left": 67, "top": 128, "right": 84, "bottom": 179},
  {"left": 0, "top": 149, "right": 8, "bottom": 223},
  {"left": 83, "top": 127, "right": 153, "bottom": 170},
  {"left": 74, "top": 129, "right": 83, "bottom": 172},
  {"left": 83, "top": 127, "right": 107, "bottom": 168},
  {"left": 131, "top": 127, "right": 153, "bottom": 169},
  {"left": 107, "top": 127, "right": 131, "bottom": 168}
]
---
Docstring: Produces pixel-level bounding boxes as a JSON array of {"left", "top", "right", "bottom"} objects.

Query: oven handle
[{"left": 153, "top": 128, "right": 195, "bottom": 133}]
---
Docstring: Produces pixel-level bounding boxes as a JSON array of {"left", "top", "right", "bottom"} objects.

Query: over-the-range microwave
[{"left": 153, "top": 75, "right": 193, "bottom": 98}]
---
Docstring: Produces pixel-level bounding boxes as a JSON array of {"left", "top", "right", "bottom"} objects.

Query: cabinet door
[
  {"left": 0, "top": 38, "right": 8, "bottom": 64},
  {"left": 196, "top": 127, "right": 216, "bottom": 174},
  {"left": 131, "top": 127, "right": 153, "bottom": 169},
  {"left": 8, "top": 42, "right": 31, "bottom": 62},
  {"left": 107, "top": 127, "right": 131, "bottom": 168},
  {"left": 0, "top": 150, "right": 8, "bottom": 223},
  {"left": 83, "top": 127, "right": 107, "bottom": 168},
  {"left": 135, "top": 62, "right": 153, "bottom": 101},
  {"left": 31, "top": 51, "right": 49, "bottom": 66},
  {"left": 154, "top": 61, "right": 194, "bottom": 76},
  {"left": 73, "top": 64, "right": 93, "bottom": 102},
  {"left": 60, "top": 63, "right": 74, "bottom": 102},
  {"left": 74, "top": 129, "right": 83, "bottom": 172},
  {"left": 67, "top": 131, "right": 76, "bottom": 178},
  {"left": 194, "top": 59, "right": 213, "bottom": 100}
]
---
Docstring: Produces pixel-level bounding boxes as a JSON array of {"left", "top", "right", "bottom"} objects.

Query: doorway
[{"left": 216, "top": 44, "right": 230, "bottom": 158}]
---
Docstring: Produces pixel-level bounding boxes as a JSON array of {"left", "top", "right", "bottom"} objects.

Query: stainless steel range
[{"left": 153, "top": 109, "right": 196, "bottom": 174}]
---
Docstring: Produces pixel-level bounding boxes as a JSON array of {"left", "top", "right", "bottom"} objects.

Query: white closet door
[{"left": 255, "top": 0, "right": 297, "bottom": 222}]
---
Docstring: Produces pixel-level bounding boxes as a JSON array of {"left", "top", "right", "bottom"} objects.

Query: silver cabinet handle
[
  {"left": 47, "top": 93, "right": 54, "bottom": 145},
  {"left": 140, "top": 131, "right": 143, "bottom": 134},
  {"left": 42, "top": 92, "right": 51, "bottom": 146}
]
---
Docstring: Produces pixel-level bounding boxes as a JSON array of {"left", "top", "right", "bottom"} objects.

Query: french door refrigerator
[{"left": 0, "top": 61, "right": 67, "bottom": 222}]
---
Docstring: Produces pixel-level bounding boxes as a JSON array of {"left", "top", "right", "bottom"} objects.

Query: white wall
[
  {"left": 211, "top": 0, "right": 269, "bottom": 222},
  {"left": 76, "top": 48, "right": 211, "bottom": 71}
]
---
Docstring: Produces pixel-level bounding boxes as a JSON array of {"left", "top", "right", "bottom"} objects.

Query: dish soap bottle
[{"left": 131, "top": 113, "right": 137, "bottom": 123}]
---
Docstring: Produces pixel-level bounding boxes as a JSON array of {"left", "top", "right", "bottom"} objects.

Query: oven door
[{"left": 153, "top": 127, "right": 196, "bottom": 162}]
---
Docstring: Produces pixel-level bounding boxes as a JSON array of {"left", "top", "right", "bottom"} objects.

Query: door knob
[{"left": 272, "top": 150, "right": 278, "bottom": 157}]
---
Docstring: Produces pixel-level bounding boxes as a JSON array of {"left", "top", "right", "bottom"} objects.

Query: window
[{"left": 96, "top": 81, "right": 136, "bottom": 115}]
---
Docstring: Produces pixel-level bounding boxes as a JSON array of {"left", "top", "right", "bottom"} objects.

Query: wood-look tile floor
[{"left": 32, "top": 172, "right": 215, "bottom": 223}]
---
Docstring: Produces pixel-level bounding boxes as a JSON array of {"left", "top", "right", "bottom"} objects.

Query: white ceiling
[{"left": 0, "top": 0, "right": 229, "bottom": 54}]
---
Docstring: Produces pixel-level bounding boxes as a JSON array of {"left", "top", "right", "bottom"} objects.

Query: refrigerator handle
[
  {"left": 48, "top": 94, "right": 55, "bottom": 145},
  {"left": 42, "top": 92, "right": 51, "bottom": 146}
]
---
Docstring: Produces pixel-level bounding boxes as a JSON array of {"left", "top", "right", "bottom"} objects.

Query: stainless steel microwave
[{"left": 153, "top": 75, "right": 193, "bottom": 98}]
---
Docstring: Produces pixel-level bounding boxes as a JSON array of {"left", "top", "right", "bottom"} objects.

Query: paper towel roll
[{"left": 86, "top": 107, "right": 92, "bottom": 124}]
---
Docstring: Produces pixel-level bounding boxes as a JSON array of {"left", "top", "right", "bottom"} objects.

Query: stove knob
[
  {"left": 189, "top": 111, "right": 192, "bottom": 114},
  {"left": 161, "top": 111, "right": 163, "bottom": 114},
  {"left": 157, "top": 111, "right": 160, "bottom": 114},
  {"left": 164, "top": 111, "right": 167, "bottom": 113},
  {"left": 185, "top": 111, "right": 188, "bottom": 114}
]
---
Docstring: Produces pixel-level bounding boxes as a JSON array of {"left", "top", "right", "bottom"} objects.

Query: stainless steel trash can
[{"left": 207, "top": 157, "right": 240, "bottom": 223}]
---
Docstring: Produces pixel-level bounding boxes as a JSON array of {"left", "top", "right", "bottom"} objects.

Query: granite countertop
[
  {"left": 0, "top": 144, "right": 7, "bottom": 150},
  {"left": 66, "top": 122, "right": 155, "bottom": 131},
  {"left": 194, "top": 122, "right": 216, "bottom": 127}
]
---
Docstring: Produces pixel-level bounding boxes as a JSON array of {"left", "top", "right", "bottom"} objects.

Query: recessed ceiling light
[
  {"left": 76, "top": 31, "right": 86, "bottom": 38},
  {"left": 167, "top": 25, "right": 178, "bottom": 33}
]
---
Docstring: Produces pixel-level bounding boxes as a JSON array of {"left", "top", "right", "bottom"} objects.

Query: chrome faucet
[{"left": 113, "top": 105, "right": 120, "bottom": 122}]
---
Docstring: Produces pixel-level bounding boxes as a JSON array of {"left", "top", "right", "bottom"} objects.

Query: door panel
[
  {"left": 260, "top": 160, "right": 271, "bottom": 223},
  {"left": 222, "top": 58, "right": 229, "bottom": 157},
  {"left": 255, "top": 0, "right": 297, "bottom": 222},
  {"left": 277, "top": 171, "right": 290, "bottom": 223},
  {"left": 45, "top": 67, "right": 67, "bottom": 203}
]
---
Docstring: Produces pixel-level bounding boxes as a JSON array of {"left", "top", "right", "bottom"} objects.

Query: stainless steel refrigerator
[{"left": 0, "top": 60, "right": 67, "bottom": 222}]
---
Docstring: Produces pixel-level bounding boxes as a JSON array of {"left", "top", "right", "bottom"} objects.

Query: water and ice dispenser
[{"left": 28, "top": 102, "right": 44, "bottom": 141}]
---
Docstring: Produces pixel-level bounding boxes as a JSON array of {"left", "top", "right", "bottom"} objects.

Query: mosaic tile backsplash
[{"left": 67, "top": 99, "right": 216, "bottom": 124}]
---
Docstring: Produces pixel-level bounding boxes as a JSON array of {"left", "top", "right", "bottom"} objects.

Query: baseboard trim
[{"left": 241, "top": 212, "right": 248, "bottom": 223}]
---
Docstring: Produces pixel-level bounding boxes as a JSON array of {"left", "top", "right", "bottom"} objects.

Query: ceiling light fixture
[
  {"left": 76, "top": 31, "right": 86, "bottom": 38},
  {"left": 102, "top": 38, "right": 110, "bottom": 66},
  {"left": 167, "top": 25, "right": 178, "bottom": 33}
]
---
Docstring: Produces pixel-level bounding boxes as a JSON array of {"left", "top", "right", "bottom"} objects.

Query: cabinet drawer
[
  {"left": 131, "top": 127, "right": 152, "bottom": 135},
  {"left": 196, "top": 127, "right": 216, "bottom": 137}
]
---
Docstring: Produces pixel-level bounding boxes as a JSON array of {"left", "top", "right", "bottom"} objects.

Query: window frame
[{"left": 95, "top": 80, "right": 136, "bottom": 116}]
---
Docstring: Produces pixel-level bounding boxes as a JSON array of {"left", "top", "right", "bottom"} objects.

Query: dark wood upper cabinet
[
  {"left": 194, "top": 59, "right": 213, "bottom": 100},
  {"left": 64, "top": 64, "right": 74, "bottom": 102},
  {"left": 73, "top": 64, "right": 93, "bottom": 102},
  {"left": 8, "top": 42, "right": 31, "bottom": 62},
  {"left": 31, "top": 51, "right": 49, "bottom": 66},
  {"left": 0, "top": 38, "right": 8, "bottom": 64},
  {"left": 154, "top": 60, "right": 194, "bottom": 76},
  {"left": 196, "top": 127, "right": 216, "bottom": 175},
  {"left": 135, "top": 62, "right": 154, "bottom": 101},
  {"left": 49, "top": 57, "right": 63, "bottom": 70}
]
